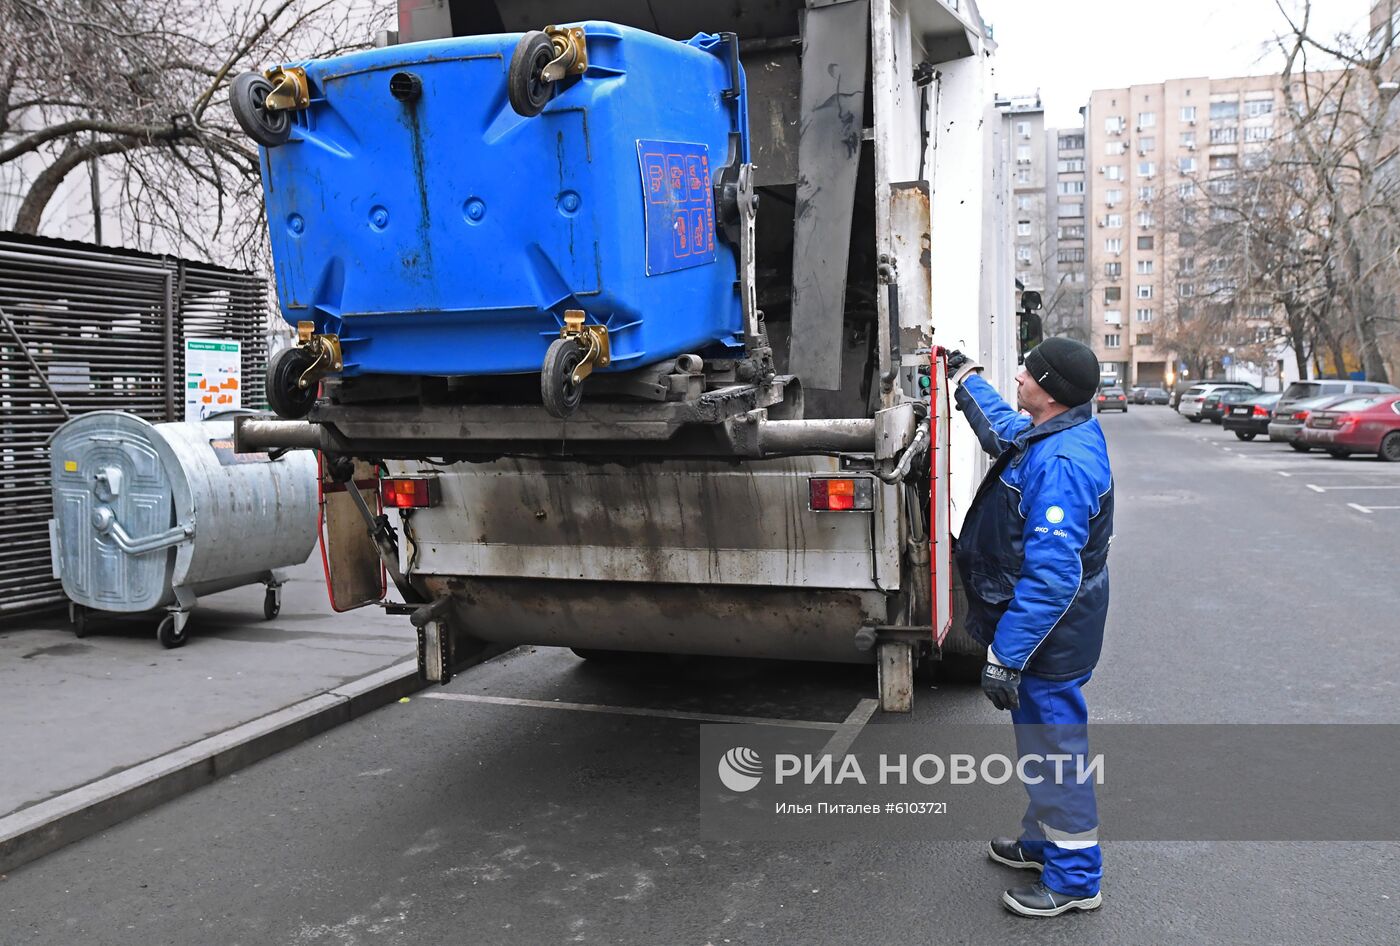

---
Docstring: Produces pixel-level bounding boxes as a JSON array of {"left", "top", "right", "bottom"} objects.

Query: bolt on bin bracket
[
  {"left": 263, "top": 66, "right": 310, "bottom": 111},
  {"left": 540, "top": 25, "right": 588, "bottom": 83},
  {"left": 295, "top": 320, "right": 343, "bottom": 390},
  {"left": 560, "top": 309, "right": 610, "bottom": 384}
]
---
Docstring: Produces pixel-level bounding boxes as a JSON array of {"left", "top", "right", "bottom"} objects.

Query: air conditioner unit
[
  {"left": 1188, "top": 118, "right": 1196, "bottom": 126},
  {"left": 1187, "top": 143, "right": 1196, "bottom": 151}
]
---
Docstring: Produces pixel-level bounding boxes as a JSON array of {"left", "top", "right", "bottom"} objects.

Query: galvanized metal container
[{"left": 47, "top": 412, "right": 318, "bottom": 646}]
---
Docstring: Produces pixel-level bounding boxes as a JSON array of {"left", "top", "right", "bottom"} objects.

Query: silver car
[{"left": 1178, "top": 382, "right": 1257, "bottom": 422}]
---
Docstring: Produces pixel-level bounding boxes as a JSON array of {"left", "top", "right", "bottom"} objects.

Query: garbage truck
[{"left": 233, "top": 0, "right": 1020, "bottom": 712}]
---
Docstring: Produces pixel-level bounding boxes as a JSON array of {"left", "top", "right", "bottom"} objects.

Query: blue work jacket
[{"left": 953, "top": 374, "right": 1114, "bottom": 680}]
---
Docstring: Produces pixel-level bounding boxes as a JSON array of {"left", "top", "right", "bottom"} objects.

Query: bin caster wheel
[
  {"left": 230, "top": 72, "right": 292, "bottom": 147},
  {"left": 72, "top": 605, "right": 88, "bottom": 639},
  {"left": 266, "top": 345, "right": 319, "bottom": 419},
  {"left": 541, "top": 336, "right": 586, "bottom": 418},
  {"left": 508, "top": 31, "right": 557, "bottom": 117},
  {"left": 264, "top": 588, "right": 281, "bottom": 621},
  {"left": 157, "top": 614, "right": 189, "bottom": 649}
]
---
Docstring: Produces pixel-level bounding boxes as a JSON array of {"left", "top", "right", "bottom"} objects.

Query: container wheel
[
  {"left": 1234, "top": 431, "right": 1256, "bottom": 441},
  {"left": 230, "top": 72, "right": 292, "bottom": 147},
  {"left": 508, "top": 31, "right": 557, "bottom": 117},
  {"left": 1380, "top": 432, "right": 1400, "bottom": 462},
  {"left": 72, "top": 605, "right": 88, "bottom": 639},
  {"left": 266, "top": 345, "right": 319, "bottom": 419},
  {"left": 541, "top": 336, "right": 586, "bottom": 418},
  {"left": 263, "top": 588, "right": 280, "bottom": 621},
  {"left": 1289, "top": 442, "right": 1311, "bottom": 453},
  {"left": 157, "top": 614, "right": 189, "bottom": 649}
]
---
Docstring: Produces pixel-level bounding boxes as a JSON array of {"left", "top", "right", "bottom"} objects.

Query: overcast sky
[{"left": 982, "top": 0, "right": 1374, "bottom": 127}]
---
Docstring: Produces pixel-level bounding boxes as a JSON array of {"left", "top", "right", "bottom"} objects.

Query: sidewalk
[{"left": 0, "top": 556, "right": 418, "bottom": 841}]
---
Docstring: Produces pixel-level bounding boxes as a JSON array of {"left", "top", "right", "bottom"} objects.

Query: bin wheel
[
  {"left": 157, "top": 614, "right": 189, "bottom": 649},
  {"left": 267, "top": 345, "right": 319, "bottom": 419},
  {"left": 508, "top": 31, "right": 557, "bottom": 117},
  {"left": 72, "top": 606, "right": 88, "bottom": 639},
  {"left": 230, "top": 72, "right": 292, "bottom": 147},
  {"left": 541, "top": 336, "right": 586, "bottom": 418},
  {"left": 263, "top": 588, "right": 280, "bottom": 621}
]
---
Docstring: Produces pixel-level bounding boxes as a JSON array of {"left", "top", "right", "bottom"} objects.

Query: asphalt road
[{"left": 4, "top": 405, "right": 1399, "bottom": 945}]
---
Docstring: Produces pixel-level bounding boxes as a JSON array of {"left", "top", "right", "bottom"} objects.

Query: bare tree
[{"left": 0, "top": 0, "right": 385, "bottom": 266}]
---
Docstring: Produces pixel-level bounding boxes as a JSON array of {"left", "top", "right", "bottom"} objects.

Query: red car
[{"left": 1297, "top": 394, "right": 1400, "bottom": 460}]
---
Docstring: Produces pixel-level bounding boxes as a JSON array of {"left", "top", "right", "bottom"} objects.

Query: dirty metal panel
[
  {"left": 321, "top": 458, "right": 384, "bottom": 611},
  {"left": 396, "top": 455, "right": 895, "bottom": 592},
  {"left": 787, "top": 0, "right": 870, "bottom": 390},
  {"left": 492, "top": 1, "right": 802, "bottom": 43},
  {"left": 742, "top": 44, "right": 801, "bottom": 187},
  {"left": 890, "top": 181, "right": 932, "bottom": 356}
]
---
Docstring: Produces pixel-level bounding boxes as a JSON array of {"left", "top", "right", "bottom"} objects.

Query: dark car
[
  {"left": 1222, "top": 393, "right": 1280, "bottom": 441},
  {"left": 1095, "top": 387, "right": 1128, "bottom": 413},
  {"left": 1201, "top": 387, "right": 1259, "bottom": 423},
  {"left": 1297, "top": 394, "right": 1400, "bottom": 460},
  {"left": 1140, "top": 387, "right": 1170, "bottom": 405}
]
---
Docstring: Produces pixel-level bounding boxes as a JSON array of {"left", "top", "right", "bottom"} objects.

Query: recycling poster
[{"left": 184, "top": 338, "right": 241, "bottom": 421}]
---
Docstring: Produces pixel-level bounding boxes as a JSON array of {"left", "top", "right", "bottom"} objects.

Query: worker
[{"left": 944, "top": 338, "right": 1112, "bottom": 918}]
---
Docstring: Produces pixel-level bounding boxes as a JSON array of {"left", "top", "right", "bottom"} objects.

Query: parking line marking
[
  {"left": 1352, "top": 504, "right": 1400, "bottom": 512},
  {"left": 818, "top": 698, "right": 880, "bottom": 758},
  {"left": 420, "top": 692, "right": 844, "bottom": 731},
  {"left": 1280, "top": 470, "right": 1400, "bottom": 476},
  {"left": 1305, "top": 484, "right": 1400, "bottom": 493},
  {"left": 1348, "top": 503, "right": 1374, "bottom": 514}
]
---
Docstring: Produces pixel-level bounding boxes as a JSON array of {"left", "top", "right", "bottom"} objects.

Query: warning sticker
[{"left": 637, "top": 139, "right": 717, "bottom": 275}]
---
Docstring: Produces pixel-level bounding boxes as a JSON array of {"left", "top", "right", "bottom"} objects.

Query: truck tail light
[
  {"left": 810, "top": 477, "right": 874, "bottom": 511},
  {"left": 381, "top": 476, "right": 441, "bottom": 508}
]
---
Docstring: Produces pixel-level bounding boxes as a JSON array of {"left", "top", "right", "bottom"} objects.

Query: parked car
[
  {"left": 1222, "top": 393, "right": 1280, "bottom": 441},
  {"left": 1140, "top": 387, "right": 1170, "bottom": 405},
  {"left": 1178, "top": 382, "right": 1259, "bottom": 422},
  {"left": 1202, "top": 388, "right": 1259, "bottom": 423},
  {"left": 1128, "top": 386, "right": 1146, "bottom": 403},
  {"left": 1273, "top": 379, "right": 1399, "bottom": 423},
  {"left": 1096, "top": 387, "right": 1128, "bottom": 413},
  {"left": 1267, "top": 394, "right": 1357, "bottom": 450},
  {"left": 1171, "top": 378, "right": 1233, "bottom": 410},
  {"left": 1296, "top": 394, "right": 1400, "bottom": 460}
]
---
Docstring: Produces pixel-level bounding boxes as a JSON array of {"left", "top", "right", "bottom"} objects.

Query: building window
[
  {"left": 1105, "top": 188, "right": 1123, "bottom": 205},
  {"left": 1105, "top": 238, "right": 1123, "bottom": 253},
  {"left": 1105, "top": 287, "right": 1122, "bottom": 302},
  {"left": 1057, "top": 248, "right": 1085, "bottom": 263},
  {"left": 1178, "top": 180, "right": 1197, "bottom": 197},
  {"left": 1178, "top": 229, "right": 1197, "bottom": 247},
  {"left": 1017, "top": 195, "right": 1034, "bottom": 211},
  {"left": 1059, "top": 133, "right": 1085, "bottom": 150},
  {"left": 1137, "top": 111, "right": 1156, "bottom": 128},
  {"left": 1137, "top": 161, "right": 1156, "bottom": 178},
  {"left": 1179, "top": 282, "right": 1195, "bottom": 297},
  {"left": 1105, "top": 262, "right": 1122, "bottom": 277},
  {"left": 1057, "top": 158, "right": 1085, "bottom": 172},
  {"left": 1138, "top": 235, "right": 1155, "bottom": 250},
  {"left": 1105, "top": 141, "right": 1127, "bottom": 156},
  {"left": 1105, "top": 116, "right": 1125, "bottom": 134},
  {"left": 1136, "top": 259, "right": 1155, "bottom": 274},
  {"left": 1139, "top": 135, "right": 1156, "bottom": 151},
  {"left": 1137, "top": 284, "right": 1154, "bottom": 299},
  {"left": 1017, "top": 120, "right": 1032, "bottom": 138},
  {"left": 1137, "top": 333, "right": 1154, "bottom": 346},
  {"left": 1180, "top": 131, "right": 1196, "bottom": 147},
  {"left": 1017, "top": 220, "right": 1032, "bottom": 236},
  {"left": 1135, "top": 308, "right": 1153, "bottom": 322},
  {"left": 1105, "top": 333, "right": 1122, "bottom": 348},
  {"left": 1105, "top": 165, "right": 1123, "bottom": 181},
  {"left": 1179, "top": 156, "right": 1197, "bottom": 173},
  {"left": 1136, "top": 210, "right": 1155, "bottom": 227},
  {"left": 1138, "top": 186, "right": 1155, "bottom": 200},
  {"left": 1210, "top": 100, "right": 1240, "bottom": 120},
  {"left": 1017, "top": 167, "right": 1032, "bottom": 183},
  {"left": 1058, "top": 202, "right": 1085, "bottom": 217},
  {"left": 1017, "top": 144, "right": 1033, "bottom": 163},
  {"left": 1208, "top": 178, "right": 1237, "bottom": 196},
  {"left": 1058, "top": 180, "right": 1086, "bottom": 194},
  {"left": 1244, "top": 98, "right": 1274, "bottom": 118},
  {"left": 1244, "top": 124, "right": 1272, "bottom": 142},
  {"left": 1017, "top": 246, "right": 1033, "bottom": 262},
  {"left": 1179, "top": 256, "right": 1196, "bottom": 273},
  {"left": 1058, "top": 224, "right": 1086, "bottom": 239},
  {"left": 1209, "top": 126, "right": 1238, "bottom": 144},
  {"left": 1210, "top": 154, "right": 1238, "bottom": 171},
  {"left": 1180, "top": 105, "right": 1197, "bottom": 122},
  {"left": 1105, "top": 213, "right": 1123, "bottom": 228},
  {"left": 1105, "top": 310, "right": 1122, "bottom": 326}
]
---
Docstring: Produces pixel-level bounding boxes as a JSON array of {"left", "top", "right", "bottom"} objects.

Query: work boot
[
  {"left": 987, "top": 837, "right": 1043, "bottom": 872},
  {"left": 1001, "top": 881, "right": 1102, "bottom": 917}
]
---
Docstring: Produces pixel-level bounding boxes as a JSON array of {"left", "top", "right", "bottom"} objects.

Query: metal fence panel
[{"left": 0, "top": 233, "right": 268, "bottom": 616}]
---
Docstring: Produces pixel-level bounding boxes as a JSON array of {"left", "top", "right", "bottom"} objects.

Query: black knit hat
[{"left": 1024, "top": 337, "right": 1100, "bottom": 407}]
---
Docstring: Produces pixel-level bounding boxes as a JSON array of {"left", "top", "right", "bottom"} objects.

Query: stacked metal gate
[{"left": 0, "top": 233, "right": 268, "bottom": 616}]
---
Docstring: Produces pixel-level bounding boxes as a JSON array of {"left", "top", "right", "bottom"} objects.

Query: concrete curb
[{"left": 0, "top": 658, "right": 423, "bottom": 875}]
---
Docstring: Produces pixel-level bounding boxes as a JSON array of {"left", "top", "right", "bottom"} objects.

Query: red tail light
[
  {"left": 1252, "top": 405, "right": 1269, "bottom": 417},
  {"left": 1294, "top": 410, "right": 1310, "bottom": 422},
  {"left": 381, "top": 476, "right": 441, "bottom": 508},
  {"left": 1337, "top": 415, "right": 1358, "bottom": 430},
  {"left": 810, "top": 477, "right": 874, "bottom": 511}
]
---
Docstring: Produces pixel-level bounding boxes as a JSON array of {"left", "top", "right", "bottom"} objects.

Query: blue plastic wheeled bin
[{"left": 252, "top": 22, "right": 750, "bottom": 394}]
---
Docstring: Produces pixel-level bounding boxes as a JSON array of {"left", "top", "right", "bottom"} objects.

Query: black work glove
[
  {"left": 945, "top": 349, "right": 971, "bottom": 379},
  {"left": 981, "top": 662, "right": 1021, "bottom": 711}
]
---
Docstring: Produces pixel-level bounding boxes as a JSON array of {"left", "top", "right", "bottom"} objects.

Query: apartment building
[
  {"left": 1046, "top": 123, "right": 1088, "bottom": 341},
  {"left": 1084, "top": 74, "right": 1288, "bottom": 388},
  {"left": 998, "top": 95, "right": 1049, "bottom": 294}
]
